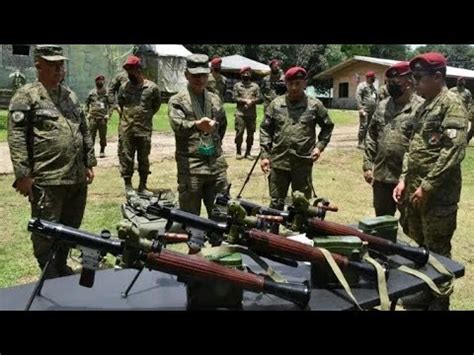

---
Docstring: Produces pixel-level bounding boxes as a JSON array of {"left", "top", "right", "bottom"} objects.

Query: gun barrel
[
  {"left": 144, "top": 249, "right": 310, "bottom": 308},
  {"left": 246, "top": 229, "right": 378, "bottom": 280},
  {"left": 28, "top": 219, "right": 124, "bottom": 256},
  {"left": 147, "top": 204, "right": 229, "bottom": 235},
  {"left": 307, "top": 218, "right": 429, "bottom": 267},
  {"left": 215, "top": 193, "right": 288, "bottom": 218}
]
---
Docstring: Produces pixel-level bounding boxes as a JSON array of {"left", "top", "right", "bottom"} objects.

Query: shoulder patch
[
  {"left": 11, "top": 111, "right": 25, "bottom": 123},
  {"left": 446, "top": 128, "right": 457, "bottom": 139}
]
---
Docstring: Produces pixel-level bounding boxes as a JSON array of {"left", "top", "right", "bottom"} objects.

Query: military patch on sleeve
[
  {"left": 11, "top": 111, "right": 25, "bottom": 123},
  {"left": 446, "top": 128, "right": 457, "bottom": 139}
]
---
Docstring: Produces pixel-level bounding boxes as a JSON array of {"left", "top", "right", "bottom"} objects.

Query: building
[{"left": 314, "top": 55, "right": 474, "bottom": 109}]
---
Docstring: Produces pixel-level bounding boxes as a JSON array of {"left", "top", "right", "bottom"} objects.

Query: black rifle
[{"left": 26, "top": 218, "right": 311, "bottom": 309}]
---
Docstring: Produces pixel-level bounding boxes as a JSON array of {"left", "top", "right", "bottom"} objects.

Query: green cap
[
  {"left": 34, "top": 45, "right": 68, "bottom": 61},
  {"left": 186, "top": 54, "right": 210, "bottom": 74}
]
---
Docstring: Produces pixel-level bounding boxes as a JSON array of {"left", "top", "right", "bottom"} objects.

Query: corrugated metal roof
[{"left": 315, "top": 55, "right": 474, "bottom": 80}]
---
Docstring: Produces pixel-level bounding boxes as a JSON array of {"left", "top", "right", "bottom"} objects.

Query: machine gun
[
  {"left": 138, "top": 199, "right": 381, "bottom": 282},
  {"left": 215, "top": 191, "right": 429, "bottom": 267},
  {"left": 25, "top": 218, "right": 311, "bottom": 310}
]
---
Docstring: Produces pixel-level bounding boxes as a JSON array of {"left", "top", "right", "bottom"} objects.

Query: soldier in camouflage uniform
[
  {"left": 206, "top": 57, "right": 227, "bottom": 103},
  {"left": 7, "top": 45, "right": 96, "bottom": 279},
  {"left": 261, "top": 59, "right": 286, "bottom": 111},
  {"left": 118, "top": 55, "right": 162, "bottom": 195},
  {"left": 393, "top": 53, "right": 468, "bottom": 310},
  {"left": 356, "top": 71, "right": 379, "bottom": 149},
  {"left": 377, "top": 80, "right": 389, "bottom": 101},
  {"left": 168, "top": 54, "right": 228, "bottom": 217},
  {"left": 108, "top": 70, "right": 129, "bottom": 113},
  {"left": 10, "top": 70, "right": 26, "bottom": 93},
  {"left": 363, "top": 62, "right": 424, "bottom": 220},
  {"left": 449, "top": 77, "right": 473, "bottom": 143},
  {"left": 260, "top": 67, "right": 334, "bottom": 211},
  {"left": 233, "top": 66, "right": 262, "bottom": 160},
  {"left": 85, "top": 75, "right": 110, "bottom": 158}
]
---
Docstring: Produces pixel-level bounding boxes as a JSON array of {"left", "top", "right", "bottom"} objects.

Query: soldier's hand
[
  {"left": 392, "top": 181, "right": 405, "bottom": 204},
  {"left": 410, "top": 186, "right": 426, "bottom": 207},
  {"left": 359, "top": 109, "right": 367, "bottom": 117},
  {"left": 363, "top": 170, "right": 373, "bottom": 184},
  {"left": 15, "top": 177, "right": 34, "bottom": 200},
  {"left": 86, "top": 168, "right": 95, "bottom": 184},
  {"left": 195, "top": 118, "right": 216, "bottom": 134},
  {"left": 261, "top": 158, "right": 271, "bottom": 174},
  {"left": 311, "top": 147, "right": 321, "bottom": 162}
]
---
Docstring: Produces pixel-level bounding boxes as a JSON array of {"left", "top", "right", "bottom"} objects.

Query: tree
[
  {"left": 410, "top": 45, "right": 474, "bottom": 69},
  {"left": 369, "top": 45, "right": 407, "bottom": 60}
]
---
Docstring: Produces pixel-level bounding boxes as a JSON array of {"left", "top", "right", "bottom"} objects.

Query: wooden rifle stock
[
  {"left": 143, "top": 249, "right": 311, "bottom": 308},
  {"left": 245, "top": 229, "right": 379, "bottom": 281}
]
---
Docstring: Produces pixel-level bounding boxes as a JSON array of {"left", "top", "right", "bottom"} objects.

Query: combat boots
[
  {"left": 138, "top": 174, "right": 153, "bottom": 197},
  {"left": 124, "top": 177, "right": 134, "bottom": 193},
  {"left": 236, "top": 145, "right": 244, "bottom": 160},
  {"left": 244, "top": 147, "right": 254, "bottom": 160},
  {"left": 99, "top": 146, "right": 105, "bottom": 158}
]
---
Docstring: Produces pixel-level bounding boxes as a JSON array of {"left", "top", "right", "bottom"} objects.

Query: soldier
[
  {"left": 10, "top": 69, "right": 26, "bottom": 93},
  {"left": 260, "top": 66, "right": 334, "bottom": 211},
  {"left": 377, "top": 79, "right": 389, "bottom": 101},
  {"left": 7, "top": 45, "right": 96, "bottom": 279},
  {"left": 356, "top": 71, "right": 378, "bottom": 149},
  {"left": 261, "top": 59, "right": 286, "bottom": 111},
  {"left": 108, "top": 70, "right": 129, "bottom": 114},
  {"left": 449, "top": 77, "right": 473, "bottom": 143},
  {"left": 168, "top": 54, "right": 228, "bottom": 217},
  {"left": 85, "top": 75, "right": 110, "bottom": 158},
  {"left": 207, "top": 56, "right": 227, "bottom": 103},
  {"left": 363, "top": 61, "right": 424, "bottom": 219},
  {"left": 118, "top": 55, "right": 162, "bottom": 195},
  {"left": 233, "top": 66, "right": 262, "bottom": 160},
  {"left": 449, "top": 77, "right": 472, "bottom": 109},
  {"left": 393, "top": 52, "right": 468, "bottom": 310}
]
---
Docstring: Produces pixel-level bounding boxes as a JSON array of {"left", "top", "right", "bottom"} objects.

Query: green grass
[
  {"left": 329, "top": 109, "right": 359, "bottom": 126},
  {"left": 0, "top": 105, "right": 351, "bottom": 143},
  {"left": 0, "top": 110, "right": 7, "bottom": 142},
  {"left": 1, "top": 143, "right": 473, "bottom": 309}
]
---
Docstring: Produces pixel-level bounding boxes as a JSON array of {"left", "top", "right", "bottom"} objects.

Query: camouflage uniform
[
  {"left": 11, "top": 70, "right": 26, "bottom": 92},
  {"left": 108, "top": 71, "right": 129, "bottom": 107},
  {"left": 261, "top": 69, "right": 286, "bottom": 110},
  {"left": 207, "top": 71, "right": 227, "bottom": 103},
  {"left": 356, "top": 81, "right": 378, "bottom": 146},
  {"left": 401, "top": 87, "right": 468, "bottom": 258},
  {"left": 449, "top": 85, "right": 473, "bottom": 142},
  {"left": 377, "top": 84, "right": 389, "bottom": 101},
  {"left": 8, "top": 77, "right": 96, "bottom": 277},
  {"left": 233, "top": 80, "right": 262, "bottom": 156},
  {"left": 169, "top": 87, "right": 228, "bottom": 216},
  {"left": 117, "top": 79, "right": 161, "bottom": 180},
  {"left": 363, "top": 94, "right": 424, "bottom": 218},
  {"left": 260, "top": 94, "right": 334, "bottom": 210},
  {"left": 85, "top": 87, "right": 110, "bottom": 151}
]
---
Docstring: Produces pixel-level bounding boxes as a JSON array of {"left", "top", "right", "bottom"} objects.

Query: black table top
[{"left": 0, "top": 251, "right": 464, "bottom": 311}]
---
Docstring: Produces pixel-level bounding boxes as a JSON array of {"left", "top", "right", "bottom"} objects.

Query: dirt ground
[{"left": 0, "top": 125, "right": 359, "bottom": 175}]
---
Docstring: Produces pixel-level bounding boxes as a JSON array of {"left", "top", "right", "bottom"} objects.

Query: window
[
  {"left": 339, "top": 82, "right": 349, "bottom": 98},
  {"left": 12, "top": 45, "right": 30, "bottom": 56}
]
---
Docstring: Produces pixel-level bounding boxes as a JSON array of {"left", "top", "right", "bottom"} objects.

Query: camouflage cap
[
  {"left": 186, "top": 54, "right": 210, "bottom": 74},
  {"left": 34, "top": 45, "right": 68, "bottom": 61}
]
